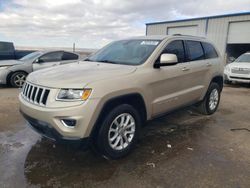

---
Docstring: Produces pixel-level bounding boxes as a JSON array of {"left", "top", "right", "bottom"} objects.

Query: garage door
[
  {"left": 228, "top": 21, "right": 250, "bottom": 44},
  {"left": 167, "top": 26, "right": 198, "bottom": 36}
]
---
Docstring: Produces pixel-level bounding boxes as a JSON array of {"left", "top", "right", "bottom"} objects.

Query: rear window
[
  {"left": 62, "top": 52, "right": 79, "bottom": 60},
  {"left": 202, "top": 42, "right": 218, "bottom": 59},
  {"left": 186, "top": 41, "right": 204, "bottom": 61}
]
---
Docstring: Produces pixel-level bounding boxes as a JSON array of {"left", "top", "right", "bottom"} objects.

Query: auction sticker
[{"left": 140, "top": 41, "right": 159, "bottom": 46}]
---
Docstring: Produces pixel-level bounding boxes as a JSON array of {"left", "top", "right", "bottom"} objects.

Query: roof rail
[{"left": 172, "top": 34, "right": 206, "bottom": 39}]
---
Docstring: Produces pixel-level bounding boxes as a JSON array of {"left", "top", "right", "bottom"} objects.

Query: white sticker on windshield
[{"left": 140, "top": 41, "right": 159, "bottom": 46}]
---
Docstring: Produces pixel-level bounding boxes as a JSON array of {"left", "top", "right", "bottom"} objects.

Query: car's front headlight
[
  {"left": 56, "top": 89, "right": 92, "bottom": 101},
  {"left": 0, "top": 66, "right": 11, "bottom": 70},
  {"left": 224, "top": 66, "right": 230, "bottom": 72}
]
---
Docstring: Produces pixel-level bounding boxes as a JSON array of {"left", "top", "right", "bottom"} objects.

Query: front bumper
[
  {"left": 21, "top": 111, "right": 90, "bottom": 149},
  {"left": 19, "top": 93, "right": 100, "bottom": 140},
  {"left": 224, "top": 72, "right": 250, "bottom": 83}
]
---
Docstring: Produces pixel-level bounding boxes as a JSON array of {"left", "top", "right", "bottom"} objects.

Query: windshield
[
  {"left": 86, "top": 39, "right": 161, "bottom": 65},
  {"left": 20, "top": 51, "right": 43, "bottom": 61},
  {"left": 235, "top": 53, "right": 250, "bottom": 63}
]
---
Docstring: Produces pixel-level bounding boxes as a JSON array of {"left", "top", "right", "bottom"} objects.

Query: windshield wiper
[
  {"left": 84, "top": 58, "right": 119, "bottom": 64},
  {"left": 84, "top": 58, "right": 94, "bottom": 62},
  {"left": 97, "top": 60, "right": 118, "bottom": 64}
]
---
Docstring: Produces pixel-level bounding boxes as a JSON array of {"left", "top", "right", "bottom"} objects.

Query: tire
[
  {"left": 95, "top": 104, "right": 141, "bottom": 159},
  {"left": 197, "top": 82, "right": 221, "bottom": 115},
  {"left": 10, "top": 71, "right": 27, "bottom": 88}
]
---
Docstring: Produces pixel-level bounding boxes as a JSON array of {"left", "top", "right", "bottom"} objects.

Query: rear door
[
  {"left": 183, "top": 40, "right": 212, "bottom": 102},
  {"left": 33, "top": 51, "right": 63, "bottom": 71}
]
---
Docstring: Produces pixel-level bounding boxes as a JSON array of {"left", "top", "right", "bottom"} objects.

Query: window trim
[
  {"left": 62, "top": 51, "right": 79, "bottom": 61},
  {"left": 201, "top": 42, "right": 219, "bottom": 59},
  {"left": 38, "top": 51, "right": 63, "bottom": 63},
  {"left": 184, "top": 40, "right": 205, "bottom": 62},
  {"left": 155, "top": 40, "right": 188, "bottom": 64}
]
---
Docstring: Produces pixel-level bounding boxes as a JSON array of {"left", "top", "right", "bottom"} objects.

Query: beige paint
[{"left": 19, "top": 35, "right": 223, "bottom": 139}]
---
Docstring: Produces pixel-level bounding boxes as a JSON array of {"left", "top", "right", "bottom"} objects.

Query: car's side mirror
[
  {"left": 34, "top": 58, "right": 44, "bottom": 63},
  {"left": 154, "top": 53, "right": 178, "bottom": 68},
  {"left": 34, "top": 58, "right": 40, "bottom": 63}
]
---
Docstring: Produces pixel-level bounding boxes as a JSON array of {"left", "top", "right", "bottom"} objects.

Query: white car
[{"left": 224, "top": 52, "right": 250, "bottom": 84}]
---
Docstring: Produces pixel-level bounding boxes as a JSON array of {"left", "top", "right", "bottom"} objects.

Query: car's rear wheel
[
  {"left": 197, "top": 82, "right": 221, "bottom": 115},
  {"left": 96, "top": 104, "right": 141, "bottom": 159},
  {"left": 10, "top": 71, "right": 27, "bottom": 88}
]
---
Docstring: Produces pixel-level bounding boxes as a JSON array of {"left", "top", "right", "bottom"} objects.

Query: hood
[
  {"left": 228, "top": 62, "right": 250, "bottom": 69},
  {"left": 0, "top": 60, "right": 22, "bottom": 66},
  {"left": 27, "top": 61, "right": 137, "bottom": 88}
]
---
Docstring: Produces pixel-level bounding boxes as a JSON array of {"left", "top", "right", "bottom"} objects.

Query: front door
[
  {"left": 33, "top": 51, "right": 63, "bottom": 71},
  {"left": 150, "top": 40, "right": 196, "bottom": 116}
]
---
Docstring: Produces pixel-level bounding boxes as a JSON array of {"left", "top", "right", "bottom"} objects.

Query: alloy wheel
[
  {"left": 14, "top": 74, "right": 26, "bottom": 87},
  {"left": 209, "top": 88, "right": 219, "bottom": 111},
  {"left": 108, "top": 113, "right": 136, "bottom": 151}
]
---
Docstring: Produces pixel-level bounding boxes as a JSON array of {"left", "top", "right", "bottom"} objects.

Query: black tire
[
  {"left": 95, "top": 104, "right": 141, "bottom": 159},
  {"left": 197, "top": 82, "right": 221, "bottom": 115},
  {"left": 10, "top": 71, "right": 27, "bottom": 88}
]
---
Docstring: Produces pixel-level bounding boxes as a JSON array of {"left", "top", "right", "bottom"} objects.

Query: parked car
[
  {"left": 224, "top": 52, "right": 250, "bottom": 84},
  {"left": 0, "top": 50, "right": 80, "bottom": 87},
  {"left": 0, "top": 41, "right": 35, "bottom": 60},
  {"left": 19, "top": 35, "right": 223, "bottom": 159}
]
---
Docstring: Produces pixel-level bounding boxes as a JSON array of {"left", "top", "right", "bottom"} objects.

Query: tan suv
[{"left": 19, "top": 35, "right": 223, "bottom": 159}]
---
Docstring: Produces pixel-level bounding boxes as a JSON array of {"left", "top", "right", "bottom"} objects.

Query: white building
[{"left": 146, "top": 12, "right": 250, "bottom": 63}]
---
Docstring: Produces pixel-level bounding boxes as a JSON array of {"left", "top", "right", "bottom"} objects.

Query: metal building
[{"left": 146, "top": 12, "right": 250, "bottom": 63}]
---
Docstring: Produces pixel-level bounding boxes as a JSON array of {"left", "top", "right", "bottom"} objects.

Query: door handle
[
  {"left": 182, "top": 67, "right": 190, "bottom": 71},
  {"left": 206, "top": 62, "right": 212, "bottom": 67}
]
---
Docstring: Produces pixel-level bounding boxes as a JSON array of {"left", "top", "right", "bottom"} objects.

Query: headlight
[
  {"left": 0, "top": 66, "right": 10, "bottom": 70},
  {"left": 56, "top": 89, "right": 92, "bottom": 101},
  {"left": 225, "top": 66, "right": 230, "bottom": 72}
]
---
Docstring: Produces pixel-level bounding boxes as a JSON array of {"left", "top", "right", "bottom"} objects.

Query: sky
[{"left": 0, "top": 0, "right": 249, "bottom": 49}]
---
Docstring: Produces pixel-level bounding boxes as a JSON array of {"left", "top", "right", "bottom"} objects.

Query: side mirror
[
  {"left": 34, "top": 58, "right": 44, "bottom": 63},
  {"left": 34, "top": 58, "right": 40, "bottom": 63},
  {"left": 154, "top": 53, "right": 178, "bottom": 68}
]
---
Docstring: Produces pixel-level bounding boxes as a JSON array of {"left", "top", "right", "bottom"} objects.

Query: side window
[
  {"left": 202, "top": 42, "right": 218, "bottom": 59},
  {"left": 39, "top": 52, "right": 63, "bottom": 63},
  {"left": 162, "top": 40, "right": 185, "bottom": 63},
  {"left": 62, "top": 52, "right": 79, "bottom": 60},
  {"left": 185, "top": 41, "right": 204, "bottom": 61}
]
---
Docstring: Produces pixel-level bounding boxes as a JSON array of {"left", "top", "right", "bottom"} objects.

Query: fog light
[{"left": 61, "top": 119, "right": 76, "bottom": 128}]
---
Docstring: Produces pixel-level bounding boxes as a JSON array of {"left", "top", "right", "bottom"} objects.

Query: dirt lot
[{"left": 0, "top": 84, "right": 250, "bottom": 188}]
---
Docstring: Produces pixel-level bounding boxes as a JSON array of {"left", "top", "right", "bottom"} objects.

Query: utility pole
[{"left": 73, "top": 43, "right": 75, "bottom": 52}]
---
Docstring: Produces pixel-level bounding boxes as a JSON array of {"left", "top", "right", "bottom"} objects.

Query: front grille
[
  {"left": 231, "top": 68, "right": 250, "bottom": 74},
  {"left": 22, "top": 82, "right": 50, "bottom": 106}
]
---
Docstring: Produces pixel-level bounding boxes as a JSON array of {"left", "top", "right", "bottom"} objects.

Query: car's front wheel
[
  {"left": 96, "top": 104, "right": 141, "bottom": 159},
  {"left": 10, "top": 71, "right": 27, "bottom": 88}
]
